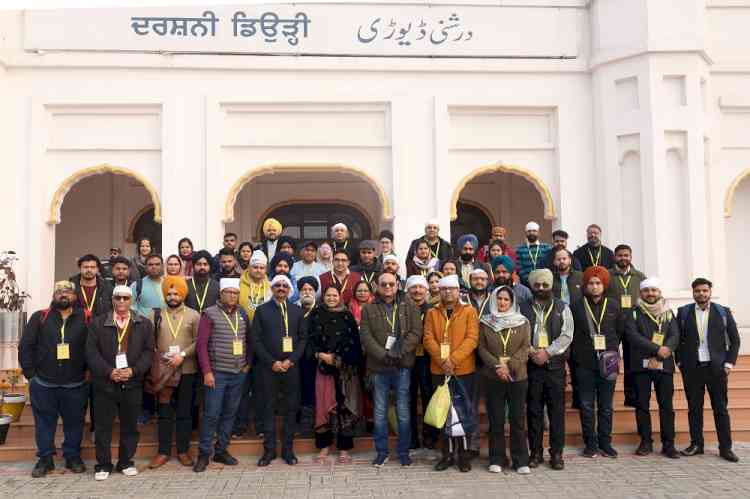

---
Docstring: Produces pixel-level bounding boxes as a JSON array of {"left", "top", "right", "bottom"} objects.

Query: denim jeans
[
  {"left": 371, "top": 368, "right": 411, "bottom": 457},
  {"left": 29, "top": 379, "right": 87, "bottom": 459},
  {"left": 199, "top": 370, "right": 246, "bottom": 456},
  {"left": 575, "top": 367, "right": 616, "bottom": 449}
]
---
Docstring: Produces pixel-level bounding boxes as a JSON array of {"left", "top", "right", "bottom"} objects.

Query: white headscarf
[{"left": 480, "top": 285, "right": 528, "bottom": 332}]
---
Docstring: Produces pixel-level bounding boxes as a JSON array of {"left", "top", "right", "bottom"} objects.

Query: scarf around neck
[
  {"left": 480, "top": 286, "right": 528, "bottom": 332},
  {"left": 638, "top": 297, "right": 670, "bottom": 320}
]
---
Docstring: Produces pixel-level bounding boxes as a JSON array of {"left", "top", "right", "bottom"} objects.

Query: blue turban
[
  {"left": 491, "top": 255, "right": 515, "bottom": 273},
  {"left": 457, "top": 234, "right": 479, "bottom": 251}
]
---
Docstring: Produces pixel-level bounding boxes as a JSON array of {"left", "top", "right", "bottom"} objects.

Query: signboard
[{"left": 24, "top": 3, "right": 580, "bottom": 58}]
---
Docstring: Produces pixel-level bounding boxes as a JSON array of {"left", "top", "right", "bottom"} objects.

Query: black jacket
[
  {"left": 542, "top": 251, "right": 582, "bottom": 272},
  {"left": 624, "top": 306, "right": 680, "bottom": 373},
  {"left": 185, "top": 276, "right": 220, "bottom": 313},
  {"left": 570, "top": 296, "right": 625, "bottom": 370},
  {"left": 676, "top": 302, "right": 741, "bottom": 374},
  {"left": 552, "top": 270, "right": 584, "bottom": 306},
  {"left": 406, "top": 236, "right": 453, "bottom": 263},
  {"left": 250, "top": 299, "right": 308, "bottom": 367},
  {"left": 19, "top": 307, "right": 88, "bottom": 385},
  {"left": 70, "top": 274, "right": 114, "bottom": 322},
  {"left": 573, "top": 244, "right": 615, "bottom": 272},
  {"left": 85, "top": 311, "right": 154, "bottom": 391}
]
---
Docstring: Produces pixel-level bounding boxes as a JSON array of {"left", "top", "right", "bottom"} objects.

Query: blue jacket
[{"left": 515, "top": 242, "right": 552, "bottom": 285}]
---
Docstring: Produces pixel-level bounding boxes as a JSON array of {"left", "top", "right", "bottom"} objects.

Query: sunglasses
[{"left": 113, "top": 296, "right": 131, "bottom": 301}]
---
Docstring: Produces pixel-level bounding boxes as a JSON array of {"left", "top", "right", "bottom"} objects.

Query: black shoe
[
  {"left": 231, "top": 429, "right": 246, "bottom": 439},
  {"left": 662, "top": 447, "right": 680, "bottom": 459},
  {"left": 635, "top": 441, "right": 653, "bottom": 456},
  {"left": 599, "top": 445, "right": 618, "bottom": 458},
  {"left": 720, "top": 449, "right": 740, "bottom": 463},
  {"left": 549, "top": 453, "right": 565, "bottom": 470},
  {"left": 31, "top": 457, "right": 54, "bottom": 478},
  {"left": 681, "top": 444, "right": 704, "bottom": 457},
  {"left": 434, "top": 457, "right": 454, "bottom": 471},
  {"left": 457, "top": 458, "right": 472, "bottom": 472},
  {"left": 528, "top": 450, "right": 543, "bottom": 468},
  {"left": 282, "top": 451, "right": 298, "bottom": 465},
  {"left": 193, "top": 454, "right": 210, "bottom": 473},
  {"left": 257, "top": 451, "right": 276, "bottom": 467},
  {"left": 582, "top": 446, "right": 598, "bottom": 458},
  {"left": 65, "top": 456, "right": 86, "bottom": 473},
  {"left": 213, "top": 451, "right": 238, "bottom": 466}
]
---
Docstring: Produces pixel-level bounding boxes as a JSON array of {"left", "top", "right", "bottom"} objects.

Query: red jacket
[{"left": 319, "top": 271, "right": 363, "bottom": 305}]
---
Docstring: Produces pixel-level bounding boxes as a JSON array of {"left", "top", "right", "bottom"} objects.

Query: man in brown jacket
[
  {"left": 148, "top": 276, "right": 200, "bottom": 469},
  {"left": 360, "top": 271, "right": 423, "bottom": 467},
  {"left": 423, "top": 274, "right": 479, "bottom": 472}
]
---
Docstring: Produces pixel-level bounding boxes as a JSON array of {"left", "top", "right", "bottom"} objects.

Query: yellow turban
[
  {"left": 262, "top": 218, "right": 282, "bottom": 235},
  {"left": 162, "top": 275, "right": 188, "bottom": 300}
]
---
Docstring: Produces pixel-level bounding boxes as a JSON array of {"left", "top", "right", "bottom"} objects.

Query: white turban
[
  {"left": 219, "top": 278, "right": 240, "bottom": 291},
  {"left": 405, "top": 275, "right": 429, "bottom": 290},
  {"left": 425, "top": 218, "right": 440, "bottom": 229},
  {"left": 331, "top": 223, "right": 348, "bottom": 232},
  {"left": 438, "top": 274, "right": 460, "bottom": 288},
  {"left": 270, "top": 274, "right": 292, "bottom": 289},
  {"left": 112, "top": 285, "right": 132, "bottom": 297},
  {"left": 640, "top": 277, "right": 661, "bottom": 290},
  {"left": 525, "top": 221, "right": 540, "bottom": 232},
  {"left": 382, "top": 254, "right": 399, "bottom": 265},
  {"left": 250, "top": 250, "right": 267, "bottom": 265},
  {"left": 470, "top": 268, "right": 488, "bottom": 279}
]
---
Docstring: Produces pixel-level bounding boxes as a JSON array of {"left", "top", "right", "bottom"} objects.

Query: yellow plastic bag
[{"left": 424, "top": 376, "right": 451, "bottom": 428}]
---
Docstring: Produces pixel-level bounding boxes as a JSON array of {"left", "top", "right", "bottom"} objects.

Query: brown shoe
[
  {"left": 177, "top": 453, "right": 194, "bottom": 467},
  {"left": 148, "top": 454, "right": 170, "bottom": 469}
]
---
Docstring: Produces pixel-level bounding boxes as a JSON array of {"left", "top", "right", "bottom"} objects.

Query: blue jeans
[
  {"left": 372, "top": 368, "right": 411, "bottom": 457},
  {"left": 199, "top": 371, "right": 246, "bottom": 455},
  {"left": 29, "top": 379, "right": 87, "bottom": 459}
]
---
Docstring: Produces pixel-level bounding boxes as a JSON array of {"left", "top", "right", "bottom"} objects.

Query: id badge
[
  {"left": 440, "top": 343, "right": 450, "bottom": 360},
  {"left": 499, "top": 356, "right": 510, "bottom": 365},
  {"left": 233, "top": 340, "right": 244, "bottom": 356},
  {"left": 168, "top": 345, "right": 180, "bottom": 355},
  {"left": 594, "top": 335, "right": 606, "bottom": 351},
  {"left": 282, "top": 336, "right": 293, "bottom": 353},
  {"left": 115, "top": 353, "right": 128, "bottom": 369},
  {"left": 385, "top": 335, "right": 397, "bottom": 351},
  {"left": 652, "top": 333, "right": 664, "bottom": 346},
  {"left": 416, "top": 344, "right": 425, "bottom": 357},
  {"left": 621, "top": 295, "right": 632, "bottom": 308},
  {"left": 538, "top": 332, "right": 549, "bottom": 349},
  {"left": 57, "top": 343, "right": 70, "bottom": 360}
]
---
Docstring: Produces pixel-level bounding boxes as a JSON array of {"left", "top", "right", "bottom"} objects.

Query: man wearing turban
[
  {"left": 515, "top": 221, "right": 552, "bottom": 287},
  {"left": 257, "top": 218, "right": 283, "bottom": 260}
]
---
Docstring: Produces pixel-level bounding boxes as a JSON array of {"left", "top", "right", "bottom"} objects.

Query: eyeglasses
[
  {"left": 273, "top": 284, "right": 290, "bottom": 289},
  {"left": 113, "top": 296, "right": 131, "bottom": 301},
  {"left": 379, "top": 282, "right": 397, "bottom": 288}
]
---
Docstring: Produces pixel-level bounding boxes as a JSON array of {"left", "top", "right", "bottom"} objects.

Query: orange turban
[
  {"left": 583, "top": 265, "right": 610, "bottom": 290},
  {"left": 162, "top": 275, "right": 188, "bottom": 300}
]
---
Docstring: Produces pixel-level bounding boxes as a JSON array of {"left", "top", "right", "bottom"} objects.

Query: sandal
[
  {"left": 338, "top": 454, "right": 353, "bottom": 464},
  {"left": 313, "top": 454, "right": 330, "bottom": 465}
]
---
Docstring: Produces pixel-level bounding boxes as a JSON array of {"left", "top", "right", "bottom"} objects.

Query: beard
[
  {"left": 460, "top": 253, "right": 473, "bottom": 262},
  {"left": 167, "top": 299, "right": 182, "bottom": 309},
  {"left": 300, "top": 295, "right": 315, "bottom": 306},
  {"left": 532, "top": 290, "right": 552, "bottom": 301},
  {"left": 52, "top": 298, "right": 71, "bottom": 310},
  {"left": 470, "top": 285, "right": 486, "bottom": 294},
  {"left": 527, "top": 234, "right": 538, "bottom": 243},
  {"left": 495, "top": 277, "right": 512, "bottom": 287}
]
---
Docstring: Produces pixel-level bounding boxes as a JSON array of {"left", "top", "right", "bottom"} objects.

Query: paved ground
[{"left": 1, "top": 444, "right": 749, "bottom": 499}]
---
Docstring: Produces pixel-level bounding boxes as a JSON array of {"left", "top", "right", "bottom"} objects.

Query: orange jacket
[{"left": 423, "top": 303, "right": 479, "bottom": 375}]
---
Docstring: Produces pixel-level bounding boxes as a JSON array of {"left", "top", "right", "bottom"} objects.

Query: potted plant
[
  {"left": 1, "top": 369, "right": 26, "bottom": 423},
  {"left": 0, "top": 252, "right": 30, "bottom": 424}
]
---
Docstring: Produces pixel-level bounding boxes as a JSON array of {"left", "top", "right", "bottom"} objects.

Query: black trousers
[
  {"left": 410, "top": 355, "right": 437, "bottom": 448},
  {"left": 632, "top": 370, "right": 675, "bottom": 447},
  {"left": 315, "top": 430, "right": 354, "bottom": 451},
  {"left": 681, "top": 365, "right": 733, "bottom": 450},
  {"left": 257, "top": 365, "right": 300, "bottom": 453},
  {"left": 157, "top": 373, "right": 196, "bottom": 455},
  {"left": 527, "top": 366, "right": 566, "bottom": 456},
  {"left": 93, "top": 384, "right": 142, "bottom": 472},
  {"left": 486, "top": 377, "right": 529, "bottom": 468}
]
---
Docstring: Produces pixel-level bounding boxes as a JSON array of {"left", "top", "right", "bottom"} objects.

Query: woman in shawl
[
  {"left": 478, "top": 285, "right": 532, "bottom": 475},
  {"left": 348, "top": 280, "right": 374, "bottom": 326},
  {"left": 427, "top": 271, "right": 443, "bottom": 305},
  {"left": 129, "top": 236, "right": 152, "bottom": 281},
  {"left": 406, "top": 240, "right": 441, "bottom": 277},
  {"left": 308, "top": 285, "right": 363, "bottom": 464},
  {"left": 165, "top": 254, "right": 183, "bottom": 276}
]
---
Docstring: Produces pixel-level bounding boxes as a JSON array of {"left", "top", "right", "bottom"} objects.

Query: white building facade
[{"left": 1, "top": 1, "right": 748, "bottom": 346}]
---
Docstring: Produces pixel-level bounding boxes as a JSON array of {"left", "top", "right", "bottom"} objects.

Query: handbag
[
  {"left": 424, "top": 376, "right": 451, "bottom": 428},
  {"left": 598, "top": 350, "right": 620, "bottom": 381}
]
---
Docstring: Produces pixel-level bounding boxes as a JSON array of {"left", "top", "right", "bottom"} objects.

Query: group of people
[{"left": 18, "top": 217, "right": 742, "bottom": 481}]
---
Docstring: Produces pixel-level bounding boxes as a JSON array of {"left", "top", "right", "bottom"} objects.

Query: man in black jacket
[
  {"left": 572, "top": 224, "right": 615, "bottom": 272},
  {"left": 85, "top": 285, "right": 154, "bottom": 481},
  {"left": 251, "top": 274, "right": 308, "bottom": 466},
  {"left": 70, "top": 254, "right": 114, "bottom": 323},
  {"left": 19, "top": 281, "right": 89, "bottom": 478},
  {"left": 676, "top": 277, "right": 741, "bottom": 462},
  {"left": 185, "top": 250, "right": 220, "bottom": 313},
  {"left": 624, "top": 278, "right": 680, "bottom": 458}
]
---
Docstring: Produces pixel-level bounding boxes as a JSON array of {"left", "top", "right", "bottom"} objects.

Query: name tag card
[
  {"left": 652, "top": 333, "right": 664, "bottom": 346},
  {"left": 168, "top": 345, "right": 180, "bottom": 355},
  {"left": 594, "top": 335, "right": 606, "bottom": 351},
  {"left": 538, "top": 333, "right": 549, "bottom": 349},
  {"left": 57, "top": 343, "right": 70, "bottom": 360},
  {"left": 233, "top": 340, "right": 244, "bottom": 356},
  {"left": 385, "top": 335, "right": 397, "bottom": 351},
  {"left": 440, "top": 344, "right": 451, "bottom": 360},
  {"left": 115, "top": 353, "right": 128, "bottom": 369},
  {"left": 621, "top": 295, "right": 632, "bottom": 308},
  {"left": 282, "top": 337, "right": 293, "bottom": 353}
]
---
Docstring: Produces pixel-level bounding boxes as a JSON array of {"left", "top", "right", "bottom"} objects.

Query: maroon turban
[{"left": 583, "top": 265, "right": 610, "bottom": 290}]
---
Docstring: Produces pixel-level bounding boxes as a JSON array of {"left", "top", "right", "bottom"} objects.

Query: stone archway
[{"left": 725, "top": 169, "right": 750, "bottom": 327}]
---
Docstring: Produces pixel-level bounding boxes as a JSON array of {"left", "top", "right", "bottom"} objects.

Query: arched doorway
[
  {"left": 451, "top": 167, "right": 553, "bottom": 247},
  {"left": 726, "top": 170, "right": 750, "bottom": 328},
  {"left": 224, "top": 167, "right": 385, "bottom": 249},
  {"left": 54, "top": 171, "right": 161, "bottom": 280},
  {"left": 450, "top": 201, "right": 492, "bottom": 249},
  {"left": 129, "top": 206, "right": 163, "bottom": 256}
]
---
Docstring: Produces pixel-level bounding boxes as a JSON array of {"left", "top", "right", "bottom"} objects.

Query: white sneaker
[
  {"left": 94, "top": 471, "right": 110, "bottom": 481},
  {"left": 488, "top": 464, "right": 502, "bottom": 473},
  {"left": 517, "top": 466, "right": 531, "bottom": 475},
  {"left": 121, "top": 466, "right": 138, "bottom": 477}
]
